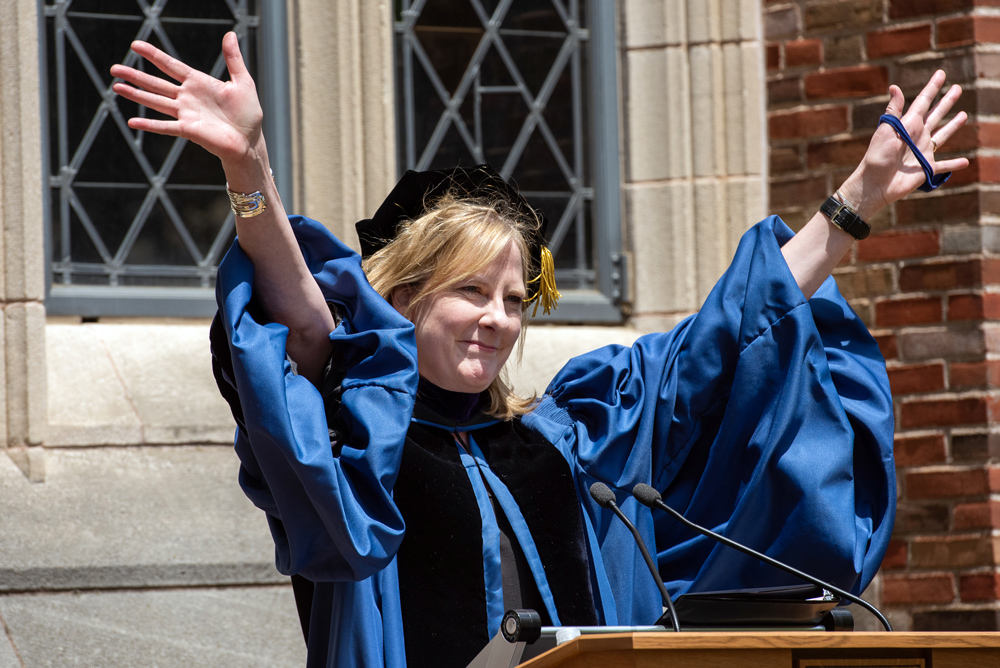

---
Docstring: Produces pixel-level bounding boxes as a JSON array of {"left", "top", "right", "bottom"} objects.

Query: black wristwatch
[{"left": 820, "top": 194, "right": 870, "bottom": 240}]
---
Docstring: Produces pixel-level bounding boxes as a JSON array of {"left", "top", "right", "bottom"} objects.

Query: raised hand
[
  {"left": 112, "top": 32, "right": 334, "bottom": 385},
  {"left": 110, "top": 31, "right": 264, "bottom": 169},
  {"left": 840, "top": 70, "right": 969, "bottom": 220},
  {"left": 781, "top": 70, "right": 969, "bottom": 299}
]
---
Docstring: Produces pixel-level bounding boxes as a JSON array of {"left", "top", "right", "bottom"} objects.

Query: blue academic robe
[{"left": 212, "top": 214, "right": 895, "bottom": 668}]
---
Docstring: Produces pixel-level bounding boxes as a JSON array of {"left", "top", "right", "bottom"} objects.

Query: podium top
[{"left": 516, "top": 632, "right": 1000, "bottom": 668}]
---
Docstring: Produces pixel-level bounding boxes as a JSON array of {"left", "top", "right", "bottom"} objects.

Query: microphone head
[
  {"left": 589, "top": 482, "right": 617, "bottom": 508},
  {"left": 632, "top": 483, "right": 662, "bottom": 507}
]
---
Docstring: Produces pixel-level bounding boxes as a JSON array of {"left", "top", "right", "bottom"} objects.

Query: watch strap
[{"left": 820, "top": 195, "right": 870, "bottom": 241}]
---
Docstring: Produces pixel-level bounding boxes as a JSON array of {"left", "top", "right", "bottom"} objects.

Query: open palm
[
  {"left": 110, "top": 32, "right": 263, "bottom": 165},
  {"left": 855, "top": 70, "right": 968, "bottom": 210}
]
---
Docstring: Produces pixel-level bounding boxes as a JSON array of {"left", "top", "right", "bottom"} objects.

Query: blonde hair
[{"left": 362, "top": 192, "right": 541, "bottom": 419}]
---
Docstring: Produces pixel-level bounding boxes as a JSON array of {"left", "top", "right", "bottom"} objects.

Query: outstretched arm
[
  {"left": 111, "top": 32, "right": 334, "bottom": 385},
  {"left": 782, "top": 70, "right": 969, "bottom": 299}
]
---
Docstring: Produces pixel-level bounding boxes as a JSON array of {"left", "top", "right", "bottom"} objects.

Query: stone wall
[
  {"left": 621, "top": 0, "right": 768, "bottom": 332},
  {"left": 766, "top": 0, "right": 1000, "bottom": 631}
]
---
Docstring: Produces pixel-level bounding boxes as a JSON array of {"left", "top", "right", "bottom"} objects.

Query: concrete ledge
[
  {"left": 0, "top": 564, "right": 285, "bottom": 593},
  {"left": 46, "top": 323, "right": 235, "bottom": 447},
  {"left": 0, "top": 446, "right": 276, "bottom": 580},
  {"left": 0, "top": 586, "right": 305, "bottom": 668}
]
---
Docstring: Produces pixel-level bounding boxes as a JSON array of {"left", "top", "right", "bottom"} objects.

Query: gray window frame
[
  {"left": 393, "top": 0, "right": 624, "bottom": 324},
  {"left": 40, "top": 0, "right": 292, "bottom": 318}
]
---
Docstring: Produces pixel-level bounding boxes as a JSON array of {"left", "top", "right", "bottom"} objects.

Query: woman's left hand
[
  {"left": 781, "top": 70, "right": 969, "bottom": 299},
  {"left": 839, "top": 69, "right": 969, "bottom": 221}
]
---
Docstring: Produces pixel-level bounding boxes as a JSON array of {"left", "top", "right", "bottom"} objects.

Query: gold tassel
[{"left": 526, "top": 246, "right": 561, "bottom": 316}]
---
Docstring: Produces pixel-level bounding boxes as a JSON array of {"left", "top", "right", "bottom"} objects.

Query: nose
[{"left": 478, "top": 294, "right": 508, "bottom": 330}]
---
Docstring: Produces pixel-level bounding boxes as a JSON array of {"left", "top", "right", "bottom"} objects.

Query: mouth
[{"left": 463, "top": 341, "right": 498, "bottom": 352}]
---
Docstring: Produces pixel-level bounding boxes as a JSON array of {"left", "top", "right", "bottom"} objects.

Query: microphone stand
[
  {"left": 589, "top": 482, "right": 681, "bottom": 632},
  {"left": 632, "top": 483, "right": 892, "bottom": 632}
]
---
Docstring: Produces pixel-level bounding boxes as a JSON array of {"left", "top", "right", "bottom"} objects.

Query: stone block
[
  {"left": 687, "top": 0, "right": 721, "bottom": 43},
  {"left": 739, "top": 0, "right": 760, "bottom": 41},
  {"left": 0, "top": 446, "right": 280, "bottom": 588},
  {"left": 46, "top": 324, "right": 143, "bottom": 446},
  {"left": 695, "top": 181, "right": 730, "bottom": 302},
  {"left": 689, "top": 44, "right": 724, "bottom": 178},
  {"left": 624, "top": 0, "right": 685, "bottom": 47},
  {"left": 47, "top": 323, "right": 236, "bottom": 446},
  {"left": 0, "top": 587, "right": 305, "bottom": 668},
  {"left": 626, "top": 48, "right": 692, "bottom": 181},
  {"left": 0, "top": 0, "right": 46, "bottom": 303},
  {"left": 5, "top": 302, "right": 46, "bottom": 449},
  {"left": 742, "top": 42, "right": 765, "bottom": 177},
  {"left": 720, "top": 0, "right": 740, "bottom": 42},
  {"left": 723, "top": 43, "right": 747, "bottom": 175},
  {"left": 510, "top": 326, "right": 641, "bottom": 396},
  {"left": 627, "top": 182, "right": 698, "bottom": 313}
]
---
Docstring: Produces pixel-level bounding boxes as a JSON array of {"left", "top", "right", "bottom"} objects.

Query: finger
[
  {"left": 222, "top": 32, "right": 251, "bottom": 84},
  {"left": 884, "top": 84, "right": 905, "bottom": 117},
  {"left": 130, "top": 39, "right": 194, "bottom": 83},
  {"left": 925, "top": 84, "right": 962, "bottom": 130},
  {"left": 935, "top": 156, "right": 970, "bottom": 173},
  {"left": 112, "top": 82, "right": 179, "bottom": 118},
  {"left": 906, "top": 69, "right": 947, "bottom": 119},
  {"left": 930, "top": 110, "right": 968, "bottom": 148},
  {"left": 110, "top": 64, "right": 178, "bottom": 99},
  {"left": 127, "top": 116, "right": 183, "bottom": 138}
]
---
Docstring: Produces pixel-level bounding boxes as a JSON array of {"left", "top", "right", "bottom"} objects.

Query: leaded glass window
[
  {"left": 394, "top": 0, "right": 623, "bottom": 322},
  {"left": 42, "top": 0, "right": 289, "bottom": 317}
]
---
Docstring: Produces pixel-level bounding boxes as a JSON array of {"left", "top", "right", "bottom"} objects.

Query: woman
[{"left": 112, "top": 32, "right": 966, "bottom": 668}]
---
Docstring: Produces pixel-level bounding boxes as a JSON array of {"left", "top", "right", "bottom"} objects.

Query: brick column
[{"left": 766, "top": 0, "right": 1000, "bottom": 631}]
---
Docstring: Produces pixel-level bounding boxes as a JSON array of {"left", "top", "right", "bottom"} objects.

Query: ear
[{"left": 390, "top": 285, "right": 415, "bottom": 316}]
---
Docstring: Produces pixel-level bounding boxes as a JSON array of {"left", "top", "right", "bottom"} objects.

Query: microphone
[
  {"left": 589, "top": 482, "right": 680, "bottom": 632},
  {"left": 631, "top": 483, "right": 892, "bottom": 632}
]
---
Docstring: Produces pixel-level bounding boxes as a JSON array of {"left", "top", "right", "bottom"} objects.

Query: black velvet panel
[
  {"left": 477, "top": 421, "right": 598, "bottom": 626},
  {"left": 209, "top": 312, "right": 246, "bottom": 431},
  {"left": 394, "top": 424, "right": 489, "bottom": 668}
]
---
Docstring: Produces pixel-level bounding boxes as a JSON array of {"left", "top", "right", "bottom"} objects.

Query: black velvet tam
[{"left": 354, "top": 165, "right": 549, "bottom": 277}]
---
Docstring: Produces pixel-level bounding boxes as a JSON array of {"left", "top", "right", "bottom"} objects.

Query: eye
[
  {"left": 506, "top": 294, "right": 524, "bottom": 306},
  {"left": 459, "top": 285, "right": 481, "bottom": 295}
]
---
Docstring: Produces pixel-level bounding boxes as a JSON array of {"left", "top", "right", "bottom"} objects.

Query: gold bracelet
[
  {"left": 226, "top": 185, "right": 267, "bottom": 218},
  {"left": 226, "top": 169, "right": 274, "bottom": 218}
]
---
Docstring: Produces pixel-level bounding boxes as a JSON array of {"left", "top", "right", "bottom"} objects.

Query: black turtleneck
[{"left": 415, "top": 376, "right": 482, "bottom": 422}]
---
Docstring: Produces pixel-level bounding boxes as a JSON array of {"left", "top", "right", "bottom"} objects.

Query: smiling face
[{"left": 396, "top": 241, "right": 525, "bottom": 394}]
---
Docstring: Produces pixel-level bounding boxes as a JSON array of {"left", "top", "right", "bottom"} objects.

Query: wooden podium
[{"left": 515, "top": 631, "right": 1000, "bottom": 668}]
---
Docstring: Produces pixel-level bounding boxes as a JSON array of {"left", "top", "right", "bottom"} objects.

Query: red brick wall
[{"left": 765, "top": 0, "right": 1000, "bottom": 631}]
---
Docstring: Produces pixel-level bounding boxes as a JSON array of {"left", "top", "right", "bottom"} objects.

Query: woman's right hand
[
  {"left": 110, "top": 31, "right": 265, "bottom": 172},
  {"left": 112, "top": 32, "right": 336, "bottom": 386}
]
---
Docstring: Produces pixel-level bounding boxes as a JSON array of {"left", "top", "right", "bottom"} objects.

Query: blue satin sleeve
[
  {"left": 214, "top": 215, "right": 419, "bottom": 583},
  {"left": 526, "top": 216, "right": 894, "bottom": 616}
]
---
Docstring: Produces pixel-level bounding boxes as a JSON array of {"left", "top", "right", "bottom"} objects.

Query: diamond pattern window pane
[
  {"left": 43, "top": 0, "right": 260, "bottom": 292},
  {"left": 394, "top": 0, "right": 600, "bottom": 293}
]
